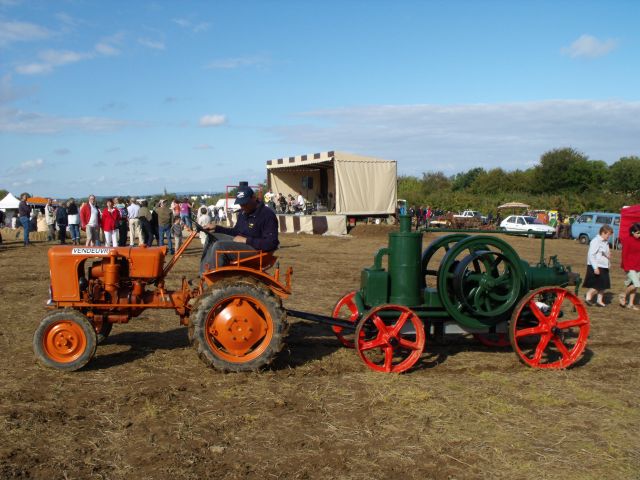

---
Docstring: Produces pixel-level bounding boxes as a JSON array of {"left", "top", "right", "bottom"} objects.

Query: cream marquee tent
[{"left": 266, "top": 151, "right": 397, "bottom": 216}]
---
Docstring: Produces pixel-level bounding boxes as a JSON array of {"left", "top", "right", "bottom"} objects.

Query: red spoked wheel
[
  {"left": 331, "top": 291, "right": 362, "bottom": 348},
  {"left": 355, "top": 305, "right": 425, "bottom": 373},
  {"left": 509, "top": 287, "right": 590, "bottom": 369},
  {"left": 473, "top": 332, "right": 510, "bottom": 347}
]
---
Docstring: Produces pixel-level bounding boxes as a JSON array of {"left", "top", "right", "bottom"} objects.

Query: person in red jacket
[
  {"left": 80, "top": 194, "right": 101, "bottom": 246},
  {"left": 619, "top": 222, "right": 640, "bottom": 310},
  {"left": 101, "top": 198, "right": 121, "bottom": 247}
]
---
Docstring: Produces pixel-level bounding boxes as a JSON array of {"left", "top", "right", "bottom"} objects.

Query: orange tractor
[{"left": 34, "top": 226, "right": 292, "bottom": 372}]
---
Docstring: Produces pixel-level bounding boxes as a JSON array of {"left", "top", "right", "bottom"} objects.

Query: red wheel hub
[
  {"left": 43, "top": 320, "right": 87, "bottom": 363},
  {"left": 355, "top": 305, "right": 425, "bottom": 373},
  {"left": 510, "top": 287, "right": 590, "bottom": 369},
  {"left": 205, "top": 295, "right": 272, "bottom": 362}
]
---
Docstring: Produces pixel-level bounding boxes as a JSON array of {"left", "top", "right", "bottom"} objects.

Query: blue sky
[{"left": 1, "top": 0, "right": 639, "bottom": 198}]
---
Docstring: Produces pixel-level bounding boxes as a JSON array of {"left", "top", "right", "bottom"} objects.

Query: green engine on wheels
[{"left": 332, "top": 215, "right": 590, "bottom": 373}]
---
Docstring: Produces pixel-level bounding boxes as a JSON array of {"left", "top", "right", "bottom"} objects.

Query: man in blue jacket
[{"left": 200, "top": 185, "right": 279, "bottom": 274}]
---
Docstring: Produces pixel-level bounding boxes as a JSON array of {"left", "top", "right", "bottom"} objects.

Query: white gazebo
[{"left": 0, "top": 192, "right": 20, "bottom": 210}]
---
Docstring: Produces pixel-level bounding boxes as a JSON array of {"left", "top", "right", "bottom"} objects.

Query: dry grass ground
[{"left": 0, "top": 225, "right": 638, "bottom": 479}]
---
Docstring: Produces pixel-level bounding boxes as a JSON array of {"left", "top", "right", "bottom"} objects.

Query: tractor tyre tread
[{"left": 192, "top": 281, "right": 287, "bottom": 372}]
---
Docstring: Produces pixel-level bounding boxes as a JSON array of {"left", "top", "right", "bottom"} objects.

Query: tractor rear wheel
[
  {"left": 192, "top": 281, "right": 287, "bottom": 372},
  {"left": 33, "top": 309, "right": 97, "bottom": 371}
]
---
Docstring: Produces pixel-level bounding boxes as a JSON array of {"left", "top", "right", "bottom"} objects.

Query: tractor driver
[{"left": 199, "top": 185, "right": 279, "bottom": 274}]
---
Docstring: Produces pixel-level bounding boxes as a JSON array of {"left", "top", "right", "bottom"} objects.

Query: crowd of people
[
  {"left": 262, "top": 190, "right": 319, "bottom": 215},
  {"left": 1, "top": 194, "right": 234, "bottom": 255}
]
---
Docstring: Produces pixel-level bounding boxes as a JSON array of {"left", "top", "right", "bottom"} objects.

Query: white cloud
[
  {"left": 15, "top": 62, "right": 52, "bottom": 75},
  {"left": 0, "top": 19, "right": 50, "bottom": 47},
  {"left": 173, "top": 18, "right": 210, "bottom": 33},
  {"left": 95, "top": 42, "right": 120, "bottom": 56},
  {"left": 15, "top": 48, "right": 93, "bottom": 75},
  {"left": 20, "top": 158, "right": 43, "bottom": 169},
  {"left": 138, "top": 38, "right": 165, "bottom": 50},
  {"left": 562, "top": 34, "right": 617, "bottom": 58},
  {"left": 11, "top": 178, "right": 34, "bottom": 187},
  {"left": 205, "top": 55, "right": 270, "bottom": 69},
  {"left": 0, "top": 107, "right": 131, "bottom": 133},
  {"left": 15, "top": 39, "right": 123, "bottom": 75},
  {"left": 5, "top": 158, "right": 44, "bottom": 176},
  {"left": 270, "top": 100, "right": 640, "bottom": 175},
  {"left": 40, "top": 49, "right": 91, "bottom": 65},
  {"left": 199, "top": 114, "right": 226, "bottom": 127}
]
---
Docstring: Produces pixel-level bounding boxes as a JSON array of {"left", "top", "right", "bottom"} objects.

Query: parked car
[
  {"left": 499, "top": 215, "right": 556, "bottom": 237},
  {"left": 453, "top": 210, "right": 487, "bottom": 223},
  {"left": 571, "top": 211, "right": 620, "bottom": 245}
]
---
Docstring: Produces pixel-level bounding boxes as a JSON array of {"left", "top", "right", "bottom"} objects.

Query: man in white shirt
[
  {"left": 127, "top": 197, "right": 144, "bottom": 246},
  {"left": 296, "top": 192, "right": 305, "bottom": 213}
]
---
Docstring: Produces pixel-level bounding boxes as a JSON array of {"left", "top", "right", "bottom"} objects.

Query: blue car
[{"left": 571, "top": 211, "right": 620, "bottom": 245}]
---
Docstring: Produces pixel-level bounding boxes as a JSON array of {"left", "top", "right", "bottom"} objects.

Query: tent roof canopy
[
  {"left": 497, "top": 202, "right": 530, "bottom": 210},
  {"left": 266, "top": 150, "right": 395, "bottom": 170},
  {"left": 0, "top": 192, "right": 20, "bottom": 209},
  {"left": 28, "top": 196, "right": 59, "bottom": 206}
]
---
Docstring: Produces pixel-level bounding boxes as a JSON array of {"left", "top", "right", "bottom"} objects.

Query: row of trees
[{"left": 398, "top": 148, "right": 640, "bottom": 215}]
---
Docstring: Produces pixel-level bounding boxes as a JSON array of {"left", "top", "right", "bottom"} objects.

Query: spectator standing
[
  {"left": 114, "top": 197, "right": 129, "bottom": 246},
  {"left": 156, "top": 199, "right": 174, "bottom": 254},
  {"left": 138, "top": 200, "right": 153, "bottom": 246},
  {"left": 67, "top": 198, "right": 80, "bottom": 245},
  {"left": 171, "top": 217, "right": 184, "bottom": 251},
  {"left": 196, "top": 206, "right": 213, "bottom": 248},
  {"left": 44, "top": 198, "right": 56, "bottom": 242},
  {"left": 179, "top": 197, "right": 192, "bottom": 229},
  {"left": 619, "top": 222, "right": 640, "bottom": 310},
  {"left": 296, "top": 192, "right": 305, "bottom": 213},
  {"left": 583, "top": 225, "right": 613, "bottom": 307},
  {"left": 218, "top": 205, "right": 227, "bottom": 222},
  {"left": 55, "top": 201, "right": 68, "bottom": 244},
  {"left": 171, "top": 198, "right": 180, "bottom": 219},
  {"left": 127, "top": 197, "right": 143, "bottom": 246},
  {"left": 150, "top": 206, "right": 159, "bottom": 245},
  {"left": 18, "top": 193, "right": 32, "bottom": 246},
  {"left": 101, "top": 198, "right": 121, "bottom": 247},
  {"left": 80, "top": 194, "right": 101, "bottom": 246}
]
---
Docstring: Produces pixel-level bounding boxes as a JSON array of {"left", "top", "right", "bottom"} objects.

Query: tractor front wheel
[
  {"left": 33, "top": 309, "right": 97, "bottom": 371},
  {"left": 192, "top": 281, "right": 287, "bottom": 372}
]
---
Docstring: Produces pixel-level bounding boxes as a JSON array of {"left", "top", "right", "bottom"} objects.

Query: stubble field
[{"left": 0, "top": 225, "right": 638, "bottom": 479}]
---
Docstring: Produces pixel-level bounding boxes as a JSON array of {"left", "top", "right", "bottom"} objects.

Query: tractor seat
[{"left": 225, "top": 250, "right": 277, "bottom": 271}]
